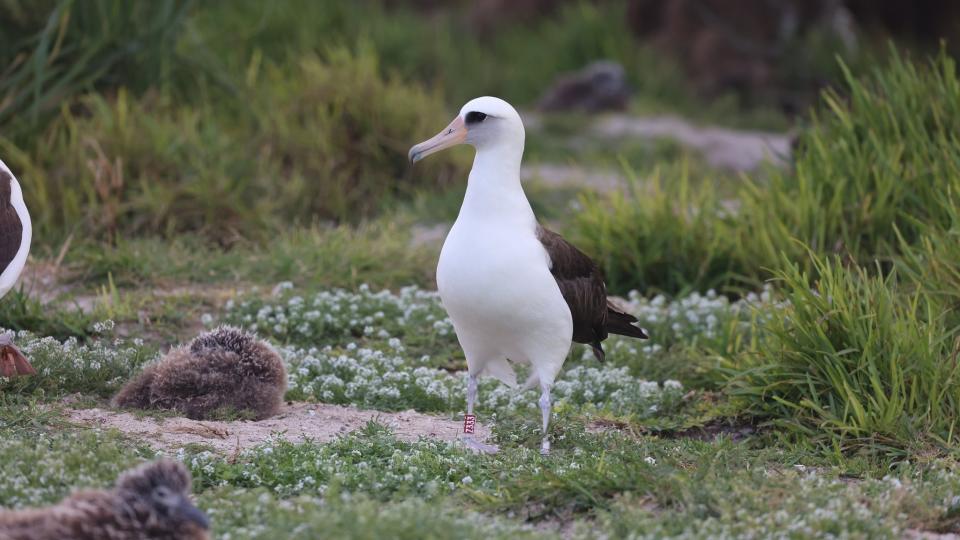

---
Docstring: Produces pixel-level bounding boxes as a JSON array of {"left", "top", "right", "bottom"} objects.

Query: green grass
[
  {"left": 11, "top": 47, "right": 464, "bottom": 243},
  {"left": 0, "top": 0, "right": 197, "bottom": 138},
  {"left": 896, "top": 202, "right": 960, "bottom": 329},
  {"left": 737, "top": 48, "right": 960, "bottom": 275},
  {"left": 2, "top": 4, "right": 960, "bottom": 538},
  {"left": 63, "top": 221, "right": 437, "bottom": 290},
  {"left": 0, "top": 290, "right": 96, "bottom": 340},
  {"left": 728, "top": 253, "right": 960, "bottom": 456},
  {"left": 200, "top": 489, "right": 547, "bottom": 540},
  {"left": 1, "top": 0, "right": 822, "bottom": 246},
  {"left": 2, "top": 280, "right": 960, "bottom": 538},
  {"left": 189, "top": 0, "right": 686, "bottom": 110},
  {"left": 572, "top": 162, "right": 747, "bottom": 295},
  {"left": 0, "top": 420, "right": 155, "bottom": 508},
  {"left": 571, "top": 47, "right": 960, "bottom": 296},
  {"left": 6, "top": 410, "right": 960, "bottom": 539}
]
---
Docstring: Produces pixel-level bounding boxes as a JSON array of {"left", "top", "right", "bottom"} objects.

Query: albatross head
[{"left": 408, "top": 96, "right": 524, "bottom": 163}]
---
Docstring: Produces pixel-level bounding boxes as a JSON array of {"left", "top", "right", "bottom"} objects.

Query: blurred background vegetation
[
  {"left": 3, "top": 0, "right": 960, "bottom": 459},
  {"left": 0, "top": 0, "right": 958, "bottom": 312},
  {"left": 2, "top": 0, "right": 955, "bottom": 245}
]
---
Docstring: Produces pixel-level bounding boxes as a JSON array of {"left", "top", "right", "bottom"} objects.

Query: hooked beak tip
[{"left": 408, "top": 115, "right": 466, "bottom": 165}]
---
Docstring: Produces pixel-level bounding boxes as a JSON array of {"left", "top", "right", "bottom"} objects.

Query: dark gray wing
[
  {"left": 536, "top": 225, "right": 647, "bottom": 362},
  {"left": 0, "top": 171, "right": 23, "bottom": 275}
]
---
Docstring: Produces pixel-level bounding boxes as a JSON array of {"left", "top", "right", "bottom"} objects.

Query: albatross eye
[{"left": 465, "top": 111, "right": 487, "bottom": 124}]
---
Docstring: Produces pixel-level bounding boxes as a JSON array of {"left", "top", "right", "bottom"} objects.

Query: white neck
[{"left": 458, "top": 140, "right": 534, "bottom": 226}]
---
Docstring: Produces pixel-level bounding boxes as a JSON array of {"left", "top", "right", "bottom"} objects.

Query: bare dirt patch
[{"left": 66, "top": 402, "right": 491, "bottom": 454}]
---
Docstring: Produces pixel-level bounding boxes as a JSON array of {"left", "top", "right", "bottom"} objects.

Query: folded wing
[{"left": 536, "top": 225, "right": 648, "bottom": 362}]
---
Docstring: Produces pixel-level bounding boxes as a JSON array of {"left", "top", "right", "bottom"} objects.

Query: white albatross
[
  {"left": 409, "top": 97, "right": 648, "bottom": 455},
  {"left": 0, "top": 159, "right": 34, "bottom": 378}
]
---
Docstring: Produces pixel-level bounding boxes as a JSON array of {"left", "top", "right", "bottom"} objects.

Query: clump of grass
[
  {"left": 250, "top": 47, "right": 466, "bottom": 222},
  {"left": 15, "top": 48, "right": 465, "bottom": 243},
  {"left": 0, "top": 290, "right": 95, "bottom": 340},
  {"left": 280, "top": 339, "right": 687, "bottom": 416},
  {"left": 896, "top": 203, "right": 960, "bottom": 329},
  {"left": 281, "top": 344, "right": 460, "bottom": 412},
  {"left": 185, "top": 420, "right": 677, "bottom": 517},
  {"left": 14, "top": 88, "right": 272, "bottom": 241},
  {"left": 572, "top": 162, "right": 746, "bottom": 295},
  {"left": 592, "top": 288, "right": 777, "bottom": 388},
  {"left": 728, "top": 253, "right": 960, "bottom": 455},
  {"left": 0, "top": 0, "right": 196, "bottom": 138},
  {"left": 737, "top": 47, "right": 960, "bottom": 271},
  {"left": 185, "top": 422, "right": 479, "bottom": 499},
  {"left": 571, "top": 48, "right": 960, "bottom": 296}
]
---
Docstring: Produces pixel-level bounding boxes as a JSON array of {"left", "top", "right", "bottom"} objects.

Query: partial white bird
[
  {"left": 0, "top": 160, "right": 34, "bottom": 378},
  {"left": 409, "top": 97, "right": 648, "bottom": 455}
]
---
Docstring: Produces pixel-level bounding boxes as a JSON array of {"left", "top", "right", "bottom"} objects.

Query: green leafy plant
[
  {"left": 572, "top": 161, "right": 746, "bottom": 295},
  {"left": 13, "top": 49, "right": 465, "bottom": 243},
  {"left": 0, "top": 0, "right": 196, "bottom": 138},
  {"left": 737, "top": 47, "right": 960, "bottom": 272},
  {"left": 729, "top": 253, "right": 960, "bottom": 455}
]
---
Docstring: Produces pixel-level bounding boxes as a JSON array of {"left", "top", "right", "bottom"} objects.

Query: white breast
[{"left": 437, "top": 213, "right": 573, "bottom": 387}]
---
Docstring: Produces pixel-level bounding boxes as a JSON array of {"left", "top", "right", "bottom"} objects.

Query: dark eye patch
[{"left": 465, "top": 111, "right": 488, "bottom": 124}]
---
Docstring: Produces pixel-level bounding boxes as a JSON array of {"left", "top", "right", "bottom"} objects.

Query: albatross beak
[
  {"left": 178, "top": 498, "right": 210, "bottom": 530},
  {"left": 409, "top": 116, "right": 467, "bottom": 163}
]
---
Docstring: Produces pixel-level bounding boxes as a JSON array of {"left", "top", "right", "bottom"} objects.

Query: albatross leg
[
  {"left": 467, "top": 372, "right": 477, "bottom": 413},
  {"left": 461, "top": 373, "right": 499, "bottom": 454},
  {"left": 539, "top": 383, "right": 552, "bottom": 456}
]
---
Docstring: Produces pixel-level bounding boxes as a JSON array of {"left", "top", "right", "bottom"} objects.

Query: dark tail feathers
[
  {"left": 586, "top": 308, "right": 649, "bottom": 363},
  {"left": 605, "top": 309, "right": 649, "bottom": 340}
]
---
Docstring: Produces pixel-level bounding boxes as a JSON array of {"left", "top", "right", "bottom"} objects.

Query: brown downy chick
[
  {"left": 113, "top": 326, "right": 286, "bottom": 420},
  {"left": 0, "top": 459, "right": 209, "bottom": 540}
]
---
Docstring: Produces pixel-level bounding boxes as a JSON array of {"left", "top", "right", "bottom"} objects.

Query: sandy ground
[{"left": 66, "top": 402, "right": 491, "bottom": 454}]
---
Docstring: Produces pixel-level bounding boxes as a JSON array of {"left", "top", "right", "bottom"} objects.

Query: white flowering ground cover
[
  {"left": 3, "top": 282, "right": 960, "bottom": 539},
  {"left": 278, "top": 343, "right": 685, "bottom": 417},
  {"left": 218, "top": 284, "right": 717, "bottom": 418},
  {"left": 219, "top": 284, "right": 459, "bottom": 361},
  {"left": 0, "top": 326, "right": 152, "bottom": 398}
]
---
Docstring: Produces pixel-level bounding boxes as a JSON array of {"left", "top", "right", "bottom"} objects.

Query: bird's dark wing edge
[
  {"left": 536, "top": 226, "right": 646, "bottom": 362},
  {"left": 0, "top": 171, "right": 23, "bottom": 274}
]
